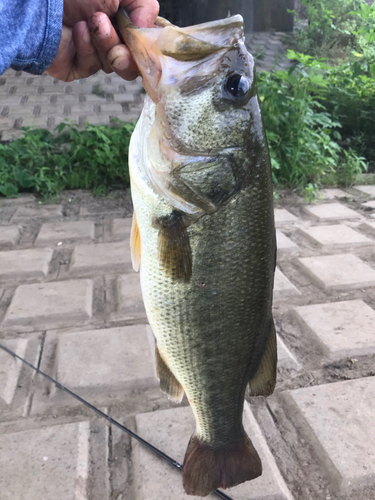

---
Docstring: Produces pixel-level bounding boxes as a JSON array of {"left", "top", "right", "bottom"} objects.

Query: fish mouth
[{"left": 116, "top": 8, "right": 244, "bottom": 103}]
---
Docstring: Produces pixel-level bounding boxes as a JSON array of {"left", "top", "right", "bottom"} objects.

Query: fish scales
[
  {"left": 134, "top": 171, "right": 274, "bottom": 440},
  {"left": 117, "top": 9, "right": 277, "bottom": 497}
]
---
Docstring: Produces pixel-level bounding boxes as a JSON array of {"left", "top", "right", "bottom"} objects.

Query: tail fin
[{"left": 183, "top": 431, "right": 262, "bottom": 496}]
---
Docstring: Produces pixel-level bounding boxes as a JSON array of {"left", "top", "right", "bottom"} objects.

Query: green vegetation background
[{"left": 0, "top": 0, "right": 374, "bottom": 200}]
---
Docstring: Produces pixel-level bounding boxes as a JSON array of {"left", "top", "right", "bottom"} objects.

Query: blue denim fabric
[{"left": 0, "top": 0, "right": 63, "bottom": 75}]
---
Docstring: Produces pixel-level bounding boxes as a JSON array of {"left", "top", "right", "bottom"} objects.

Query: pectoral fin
[
  {"left": 248, "top": 321, "right": 277, "bottom": 397},
  {"left": 130, "top": 212, "right": 141, "bottom": 272},
  {"left": 155, "top": 345, "right": 184, "bottom": 403},
  {"left": 153, "top": 211, "right": 192, "bottom": 282}
]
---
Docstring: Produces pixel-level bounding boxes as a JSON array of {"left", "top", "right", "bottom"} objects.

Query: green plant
[
  {"left": 317, "top": 61, "right": 375, "bottom": 164},
  {"left": 0, "top": 120, "right": 135, "bottom": 199},
  {"left": 292, "top": 0, "right": 372, "bottom": 61},
  {"left": 258, "top": 51, "right": 369, "bottom": 189},
  {"left": 287, "top": 0, "right": 375, "bottom": 168},
  {"left": 304, "top": 183, "right": 323, "bottom": 203},
  {"left": 336, "top": 149, "right": 367, "bottom": 187},
  {"left": 350, "top": 2, "right": 375, "bottom": 64},
  {"left": 92, "top": 83, "right": 107, "bottom": 98},
  {"left": 259, "top": 55, "right": 339, "bottom": 187}
]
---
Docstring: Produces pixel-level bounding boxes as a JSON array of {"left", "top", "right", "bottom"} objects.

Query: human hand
[{"left": 46, "top": 0, "right": 159, "bottom": 82}]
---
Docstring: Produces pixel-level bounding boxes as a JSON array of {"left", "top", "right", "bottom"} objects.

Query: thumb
[{"left": 120, "top": 0, "right": 160, "bottom": 28}]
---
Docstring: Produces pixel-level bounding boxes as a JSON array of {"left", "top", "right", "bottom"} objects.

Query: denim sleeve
[{"left": 0, "top": 0, "right": 63, "bottom": 75}]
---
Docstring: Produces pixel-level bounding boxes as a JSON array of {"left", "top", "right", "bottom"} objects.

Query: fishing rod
[{"left": 0, "top": 342, "right": 234, "bottom": 500}]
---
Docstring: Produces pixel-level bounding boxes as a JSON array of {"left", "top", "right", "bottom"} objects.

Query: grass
[{"left": 0, "top": 120, "right": 135, "bottom": 199}]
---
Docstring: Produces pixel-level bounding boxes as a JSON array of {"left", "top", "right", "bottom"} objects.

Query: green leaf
[{"left": 0, "top": 183, "right": 19, "bottom": 198}]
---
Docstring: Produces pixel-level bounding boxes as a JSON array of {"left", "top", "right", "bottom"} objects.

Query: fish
[{"left": 116, "top": 8, "right": 277, "bottom": 497}]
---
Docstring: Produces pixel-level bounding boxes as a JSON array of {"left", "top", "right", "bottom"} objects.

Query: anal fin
[
  {"left": 130, "top": 212, "right": 141, "bottom": 272},
  {"left": 248, "top": 320, "right": 277, "bottom": 397},
  {"left": 155, "top": 345, "right": 184, "bottom": 403}
]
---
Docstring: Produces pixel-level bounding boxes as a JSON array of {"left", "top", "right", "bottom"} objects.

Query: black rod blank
[{"left": 0, "top": 342, "right": 234, "bottom": 500}]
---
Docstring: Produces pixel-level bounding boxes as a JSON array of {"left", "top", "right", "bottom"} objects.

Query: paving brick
[
  {"left": 303, "top": 202, "right": 360, "bottom": 221},
  {"left": 19, "top": 95, "right": 54, "bottom": 104},
  {"left": 362, "top": 200, "right": 375, "bottom": 208},
  {"left": 113, "top": 111, "right": 142, "bottom": 121},
  {"left": 113, "top": 93, "right": 136, "bottom": 102},
  {"left": 84, "top": 115, "right": 110, "bottom": 125},
  {"left": 0, "top": 420, "right": 109, "bottom": 500},
  {"left": 70, "top": 242, "right": 131, "bottom": 275},
  {"left": 0, "top": 225, "right": 20, "bottom": 246},
  {"left": 276, "top": 230, "right": 299, "bottom": 254},
  {"left": 48, "top": 325, "right": 156, "bottom": 393},
  {"left": 80, "top": 94, "right": 107, "bottom": 102},
  {"left": 134, "top": 403, "right": 293, "bottom": 500},
  {"left": 2, "top": 279, "right": 93, "bottom": 330},
  {"left": 274, "top": 208, "right": 298, "bottom": 227},
  {"left": 319, "top": 188, "right": 348, "bottom": 200},
  {"left": 79, "top": 206, "right": 123, "bottom": 218},
  {"left": 11, "top": 204, "right": 63, "bottom": 222},
  {"left": 21, "top": 116, "right": 48, "bottom": 128},
  {"left": 0, "top": 247, "right": 53, "bottom": 280},
  {"left": 354, "top": 185, "right": 375, "bottom": 197},
  {"left": 7, "top": 106, "right": 36, "bottom": 117},
  {"left": 68, "top": 103, "right": 96, "bottom": 114},
  {"left": 297, "top": 254, "right": 375, "bottom": 291},
  {"left": 0, "top": 338, "right": 27, "bottom": 407},
  {"left": 111, "top": 217, "right": 132, "bottom": 240},
  {"left": 35, "top": 221, "right": 95, "bottom": 246},
  {"left": 293, "top": 300, "right": 375, "bottom": 359},
  {"left": 283, "top": 377, "right": 375, "bottom": 495},
  {"left": 99, "top": 103, "right": 124, "bottom": 113},
  {"left": 0, "top": 194, "right": 35, "bottom": 207},
  {"left": 360, "top": 220, "right": 375, "bottom": 235},
  {"left": 274, "top": 268, "right": 300, "bottom": 299},
  {"left": 0, "top": 336, "right": 42, "bottom": 420},
  {"left": 299, "top": 224, "right": 372, "bottom": 248},
  {"left": 116, "top": 273, "right": 146, "bottom": 320},
  {"left": 277, "top": 336, "right": 300, "bottom": 370}
]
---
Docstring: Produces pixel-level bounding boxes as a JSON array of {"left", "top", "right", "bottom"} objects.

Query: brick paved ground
[
  {"left": 0, "top": 32, "right": 291, "bottom": 141},
  {"left": 1, "top": 185, "right": 375, "bottom": 500}
]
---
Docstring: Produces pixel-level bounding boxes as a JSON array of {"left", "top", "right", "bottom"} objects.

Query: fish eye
[{"left": 224, "top": 74, "right": 251, "bottom": 100}]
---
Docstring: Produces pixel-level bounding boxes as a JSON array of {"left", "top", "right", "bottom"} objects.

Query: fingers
[
  {"left": 121, "top": 0, "right": 160, "bottom": 28},
  {"left": 58, "top": 0, "right": 160, "bottom": 81},
  {"left": 46, "top": 26, "right": 75, "bottom": 81},
  {"left": 107, "top": 44, "right": 140, "bottom": 80},
  {"left": 72, "top": 21, "right": 103, "bottom": 79},
  {"left": 89, "top": 12, "right": 140, "bottom": 79},
  {"left": 63, "top": 0, "right": 119, "bottom": 27},
  {"left": 88, "top": 12, "right": 118, "bottom": 73}
]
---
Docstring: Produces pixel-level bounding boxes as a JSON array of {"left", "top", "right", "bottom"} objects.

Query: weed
[
  {"left": 258, "top": 51, "right": 369, "bottom": 188},
  {"left": 0, "top": 120, "right": 135, "bottom": 199},
  {"left": 292, "top": 0, "right": 369, "bottom": 61},
  {"left": 304, "top": 183, "right": 323, "bottom": 203},
  {"left": 92, "top": 83, "right": 107, "bottom": 98},
  {"left": 336, "top": 149, "right": 368, "bottom": 187}
]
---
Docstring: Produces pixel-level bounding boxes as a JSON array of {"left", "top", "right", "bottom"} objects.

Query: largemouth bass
[{"left": 117, "top": 9, "right": 277, "bottom": 497}]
